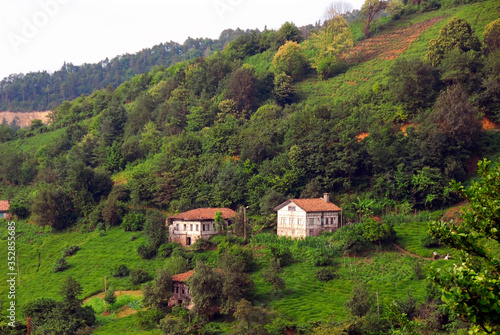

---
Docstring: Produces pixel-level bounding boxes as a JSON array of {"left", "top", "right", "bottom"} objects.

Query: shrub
[
  {"left": 121, "top": 213, "right": 144, "bottom": 231},
  {"left": 104, "top": 288, "right": 116, "bottom": 305},
  {"left": 130, "top": 269, "right": 151, "bottom": 285},
  {"left": 64, "top": 245, "right": 80, "bottom": 257},
  {"left": 137, "top": 244, "right": 156, "bottom": 260},
  {"left": 134, "top": 308, "right": 164, "bottom": 329},
  {"left": 421, "top": 235, "right": 441, "bottom": 248},
  {"left": 313, "top": 256, "right": 333, "bottom": 267},
  {"left": 413, "top": 261, "right": 425, "bottom": 280},
  {"left": 113, "top": 264, "right": 130, "bottom": 277},
  {"left": 53, "top": 257, "right": 68, "bottom": 273},
  {"left": 315, "top": 268, "right": 336, "bottom": 281},
  {"left": 157, "top": 243, "right": 178, "bottom": 258},
  {"left": 269, "top": 245, "right": 293, "bottom": 267},
  {"left": 192, "top": 238, "right": 214, "bottom": 252}
]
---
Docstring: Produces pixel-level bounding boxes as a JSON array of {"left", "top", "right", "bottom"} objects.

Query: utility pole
[
  {"left": 104, "top": 276, "right": 107, "bottom": 314},
  {"left": 376, "top": 290, "right": 380, "bottom": 320}
]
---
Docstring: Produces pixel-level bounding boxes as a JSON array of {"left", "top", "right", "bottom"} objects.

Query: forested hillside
[
  {"left": 0, "top": 27, "right": 319, "bottom": 112},
  {"left": 0, "top": 0, "right": 499, "bottom": 333}
]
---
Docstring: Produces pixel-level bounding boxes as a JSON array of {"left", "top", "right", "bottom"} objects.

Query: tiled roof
[
  {"left": 168, "top": 208, "right": 236, "bottom": 221},
  {"left": 0, "top": 200, "right": 10, "bottom": 212},
  {"left": 172, "top": 270, "right": 195, "bottom": 282},
  {"left": 274, "top": 198, "right": 341, "bottom": 212}
]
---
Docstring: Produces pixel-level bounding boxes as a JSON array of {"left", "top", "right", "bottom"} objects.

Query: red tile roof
[
  {"left": 172, "top": 270, "right": 195, "bottom": 282},
  {"left": 0, "top": 200, "right": 10, "bottom": 212},
  {"left": 168, "top": 208, "right": 236, "bottom": 221},
  {"left": 274, "top": 198, "right": 341, "bottom": 212}
]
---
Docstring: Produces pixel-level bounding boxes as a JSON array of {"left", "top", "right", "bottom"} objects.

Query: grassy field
[{"left": 0, "top": 221, "right": 165, "bottom": 310}]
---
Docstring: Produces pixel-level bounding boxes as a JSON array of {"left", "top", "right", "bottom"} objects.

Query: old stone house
[
  {"left": 167, "top": 208, "right": 236, "bottom": 246},
  {"left": 0, "top": 200, "right": 12, "bottom": 220},
  {"left": 274, "top": 193, "right": 342, "bottom": 238},
  {"left": 168, "top": 270, "right": 195, "bottom": 308}
]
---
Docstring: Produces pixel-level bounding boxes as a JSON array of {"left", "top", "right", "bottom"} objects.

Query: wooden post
[
  {"left": 27, "top": 317, "right": 31, "bottom": 335},
  {"left": 104, "top": 276, "right": 107, "bottom": 313},
  {"left": 376, "top": 290, "right": 380, "bottom": 319}
]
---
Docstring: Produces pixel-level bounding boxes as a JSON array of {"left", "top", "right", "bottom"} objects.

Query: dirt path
[{"left": 393, "top": 243, "right": 433, "bottom": 260}]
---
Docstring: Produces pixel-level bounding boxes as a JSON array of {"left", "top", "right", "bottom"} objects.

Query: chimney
[{"left": 323, "top": 193, "right": 330, "bottom": 203}]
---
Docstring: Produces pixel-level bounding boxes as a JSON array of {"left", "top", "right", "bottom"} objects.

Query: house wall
[
  {"left": 276, "top": 205, "right": 307, "bottom": 238},
  {"left": 168, "top": 219, "right": 228, "bottom": 246},
  {"left": 276, "top": 203, "right": 340, "bottom": 238},
  {"left": 168, "top": 282, "right": 192, "bottom": 308}
]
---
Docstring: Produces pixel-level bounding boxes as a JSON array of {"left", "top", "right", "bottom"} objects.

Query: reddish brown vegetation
[{"left": 344, "top": 17, "right": 444, "bottom": 64}]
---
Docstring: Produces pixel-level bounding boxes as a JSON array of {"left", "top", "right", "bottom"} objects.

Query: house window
[
  {"left": 289, "top": 218, "right": 294, "bottom": 225},
  {"left": 184, "top": 224, "right": 187, "bottom": 231},
  {"left": 176, "top": 286, "right": 179, "bottom": 294},
  {"left": 176, "top": 224, "right": 179, "bottom": 230},
  {"left": 288, "top": 205, "right": 296, "bottom": 211},
  {"left": 321, "top": 218, "right": 324, "bottom": 227},
  {"left": 309, "top": 218, "right": 314, "bottom": 225},
  {"left": 196, "top": 224, "right": 199, "bottom": 231},
  {"left": 213, "top": 224, "right": 216, "bottom": 230},
  {"left": 325, "top": 218, "right": 329, "bottom": 225},
  {"left": 190, "top": 224, "right": 193, "bottom": 231},
  {"left": 203, "top": 224, "right": 206, "bottom": 231},
  {"left": 182, "top": 288, "right": 185, "bottom": 294},
  {"left": 281, "top": 217, "right": 286, "bottom": 224},
  {"left": 298, "top": 218, "right": 302, "bottom": 225}
]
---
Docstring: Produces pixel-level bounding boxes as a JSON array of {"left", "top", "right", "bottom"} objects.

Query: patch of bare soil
[
  {"left": 344, "top": 17, "right": 444, "bottom": 63},
  {"left": 0, "top": 111, "right": 52, "bottom": 127}
]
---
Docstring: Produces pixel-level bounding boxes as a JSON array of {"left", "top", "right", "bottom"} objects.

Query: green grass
[
  {"left": 92, "top": 314, "right": 162, "bottom": 335},
  {"left": 0, "top": 221, "right": 166, "bottom": 311},
  {"left": 394, "top": 220, "right": 455, "bottom": 258},
  {"left": 253, "top": 250, "right": 429, "bottom": 323}
]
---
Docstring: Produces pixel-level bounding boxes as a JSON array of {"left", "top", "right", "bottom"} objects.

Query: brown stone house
[
  {"left": 168, "top": 270, "right": 195, "bottom": 308},
  {"left": 167, "top": 208, "right": 236, "bottom": 247},
  {"left": 274, "top": 193, "right": 342, "bottom": 238},
  {"left": 0, "top": 200, "right": 12, "bottom": 220}
]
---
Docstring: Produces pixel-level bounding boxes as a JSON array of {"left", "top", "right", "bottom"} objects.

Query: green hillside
[{"left": 1, "top": 0, "right": 500, "bottom": 333}]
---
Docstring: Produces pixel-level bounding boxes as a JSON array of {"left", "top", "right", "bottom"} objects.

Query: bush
[
  {"left": 315, "top": 268, "right": 336, "bottom": 281},
  {"left": 192, "top": 238, "right": 214, "bottom": 252},
  {"left": 413, "top": 261, "right": 425, "bottom": 280},
  {"left": 313, "top": 256, "right": 333, "bottom": 267},
  {"left": 64, "top": 245, "right": 80, "bottom": 257},
  {"left": 134, "top": 308, "right": 164, "bottom": 329},
  {"left": 130, "top": 269, "right": 151, "bottom": 285},
  {"left": 269, "top": 245, "right": 293, "bottom": 267},
  {"left": 104, "top": 288, "right": 116, "bottom": 305},
  {"left": 421, "top": 235, "right": 441, "bottom": 248},
  {"left": 157, "top": 243, "right": 178, "bottom": 258},
  {"left": 137, "top": 244, "right": 156, "bottom": 260},
  {"left": 121, "top": 213, "right": 144, "bottom": 231},
  {"left": 53, "top": 257, "right": 68, "bottom": 273},
  {"left": 113, "top": 264, "right": 130, "bottom": 277}
]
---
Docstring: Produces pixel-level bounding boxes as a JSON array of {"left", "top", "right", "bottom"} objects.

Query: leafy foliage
[{"left": 429, "top": 159, "right": 500, "bottom": 333}]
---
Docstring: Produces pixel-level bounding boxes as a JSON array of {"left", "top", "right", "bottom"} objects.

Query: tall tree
[
  {"left": 309, "top": 15, "right": 353, "bottom": 79},
  {"left": 426, "top": 18, "right": 481, "bottom": 67},
  {"left": 361, "top": 0, "right": 387, "bottom": 37},
  {"left": 272, "top": 41, "right": 309, "bottom": 81}
]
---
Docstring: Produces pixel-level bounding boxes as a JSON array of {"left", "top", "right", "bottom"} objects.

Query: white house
[
  {"left": 274, "top": 193, "right": 342, "bottom": 238},
  {"left": 167, "top": 208, "right": 236, "bottom": 246}
]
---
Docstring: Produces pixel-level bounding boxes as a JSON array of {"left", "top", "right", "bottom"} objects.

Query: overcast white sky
[{"left": 0, "top": 0, "right": 364, "bottom": 80}]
